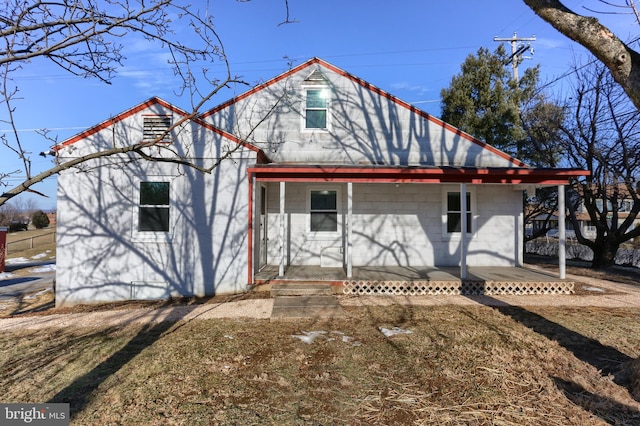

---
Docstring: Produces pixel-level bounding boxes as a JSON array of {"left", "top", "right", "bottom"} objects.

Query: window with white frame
[
  {"left": 445, "top": 191, "right": 472, "bottom": 234},
  {"left": 310, "top": 190, "right": 338, "bottom": 232},
  {"left": 138, "top": 181, "right": 170, "bottom": 232},
  {"left": 304, "top": 89, "right": 329, "bottom": 129},
  {"left": 620, "top": 200, "right": 633, "bottom": 212}
]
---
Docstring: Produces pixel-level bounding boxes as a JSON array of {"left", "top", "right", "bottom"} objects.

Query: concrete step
[
  {"left": 270, "top": 283, "right": 335, "bottom": 297},
  {"left": 270, "top": 295, "right": 345, "bottom": 319}
]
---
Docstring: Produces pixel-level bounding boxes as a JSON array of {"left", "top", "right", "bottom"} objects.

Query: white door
[{"left": 259, "top": 186, "right": 268, "bottom": 269}]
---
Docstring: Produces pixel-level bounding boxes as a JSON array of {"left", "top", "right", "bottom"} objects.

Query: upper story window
[
  {"left": 302, "top": 69, "right": 330, "bottom": 131},
  {"left": 143, "top": 115, "right": 172, "bottom": 143},
  {"left": 305, "top": 89, "right": 329, "bottom": 129},
  {"left": 139, "top": 182, "right": 170, "bottom": 232}
]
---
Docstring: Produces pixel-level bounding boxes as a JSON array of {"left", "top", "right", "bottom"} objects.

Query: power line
[
  {"left": 0, "top": 126, "right": 88, "bottom": 132},
  {"left": 12, "top": 45, "right": 483, "bottom": 82}
]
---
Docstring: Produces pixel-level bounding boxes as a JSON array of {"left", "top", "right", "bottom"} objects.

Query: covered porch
[
  {"left": 254, "top": 264, "right": 574, "bottom": 295},
  {"left": 247, "top": 164, "right": 588, "bottom": 295}
]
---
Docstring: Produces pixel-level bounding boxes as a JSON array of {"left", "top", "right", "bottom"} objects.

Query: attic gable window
[
  {"left": 143, "top": 115, "right": 172, "bottom": 143},
  {"left": 305, "top": 89, "right": 329, "bottom": 129},
  {"left": 303, "top": 69, "right": 330, "bottom": 130}
]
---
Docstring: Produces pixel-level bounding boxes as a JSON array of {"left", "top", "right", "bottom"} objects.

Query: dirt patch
[{"left": 0, "top": 290, "right": 272, "bottom": 319}]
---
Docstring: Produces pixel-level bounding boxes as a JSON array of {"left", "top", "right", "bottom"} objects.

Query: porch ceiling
[{"left": 248, "top": 164, "right": 589, "bottom": 185}]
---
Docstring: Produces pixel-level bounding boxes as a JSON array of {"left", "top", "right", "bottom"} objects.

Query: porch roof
[{"left": 248, "top": 163, "right": 589, "bottom": 185}]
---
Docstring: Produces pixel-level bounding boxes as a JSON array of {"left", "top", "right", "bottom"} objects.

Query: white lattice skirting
[{"left": 342, "top": 280, "right": 574, "bottom": 296}]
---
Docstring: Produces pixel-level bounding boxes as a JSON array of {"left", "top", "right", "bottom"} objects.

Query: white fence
[{"left": 6, "top": 232, "right": 56, "bottom": 254}]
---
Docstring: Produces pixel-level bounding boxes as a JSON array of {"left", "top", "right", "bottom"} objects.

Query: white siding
[
  {"left": 55, "top": 103, "right": 256, "bottom": 306},
  {"left": 206, "top": 64, "right": 516, "bottom": 168},
  {"left": 263, "top": 183, "right": 522, "bottom": 268}
]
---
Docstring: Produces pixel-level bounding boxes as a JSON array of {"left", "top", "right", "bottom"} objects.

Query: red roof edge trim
[
  {"left": 54, "top": 97, "right": 189, "bottom": 151},
  {"left": 201, "top": 57, "right": 323, "bottom": 119},
  {"left": 190, "top": 117, "right": 264, "bottom": 155},
  {"left": 53, "top": 96, "right": 267, "bottom": 158},
  {"left": 247, "top": 165, "right": 589, "bottom": 184},
  {"left": 313, "top": 59, "right": 527, "bottom": 168},
  {"left": 203, "top": 57, "right": 526, "bottom": 168}
]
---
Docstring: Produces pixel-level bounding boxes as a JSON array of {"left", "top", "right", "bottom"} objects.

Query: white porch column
[
  {"left": 279, "top": 181, "right": 285, "bottom": 277},
  {"left": 347, "top": 182, "right": 353, "bottom": 278},
  {"left": 460, "top": 183, "right": 468, "bottom": 279},
  {"left": 558, "top": 184, "right": 566, "bottom": 279}
]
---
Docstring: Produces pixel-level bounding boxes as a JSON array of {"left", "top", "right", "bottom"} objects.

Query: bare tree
[
  {"left": 524, "top": 0, "right": 640, "bottom": 110},
  {"left": 0, "top": 0, "right": 250, "bottom": 207},
  {"left": 560, "top": 61, "right": 640, "bottom": 268}
]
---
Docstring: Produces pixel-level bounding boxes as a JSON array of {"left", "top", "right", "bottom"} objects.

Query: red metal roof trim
[
  {"left": 203, "top": 57, "right": 526, "bottom": 168},
  {"left": 54, "top": 97, "right": 265, "bottom": 156},
  {"left": 248, "top": 164, "right": 589, "bottom": 185}
]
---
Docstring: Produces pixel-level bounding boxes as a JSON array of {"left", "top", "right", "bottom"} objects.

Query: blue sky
[{"left": 2, "top": 0, "right": 638, "bottom": 210}]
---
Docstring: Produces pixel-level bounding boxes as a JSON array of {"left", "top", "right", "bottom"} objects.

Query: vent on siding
[
  {"left": 143, "top": 115, "right": 172, "bottom": 142},
  {"left": 304, "top": 69, "right": 328, "bottom": 85}
]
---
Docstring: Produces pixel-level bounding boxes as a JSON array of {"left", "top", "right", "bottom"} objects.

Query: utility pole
[{"left": 494, "top": 32, "right": 536, "bottom": 82}]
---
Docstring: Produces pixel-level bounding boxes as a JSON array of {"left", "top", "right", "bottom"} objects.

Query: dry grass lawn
[
  {"left": 2, "top": 303, "right": 640, "bottom": 425},
  {"left": 3, "top": 255, "right": 640, "bottom": 424},
  {"left": 5, "top": 228, "right": 56, "bottom": 260}
]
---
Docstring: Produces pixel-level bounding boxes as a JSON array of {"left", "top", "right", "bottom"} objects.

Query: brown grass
[
  {"left": 2, "top": 256, "right": 640, "bottom": 424},
  {"left": 1, "top": 304, "right": 640, "bottom": 425},
  {"left": 5, "top": 226, "right": 56, "bottom": 259}
]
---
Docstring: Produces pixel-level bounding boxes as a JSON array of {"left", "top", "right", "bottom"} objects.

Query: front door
[{"left": 259, "top": 185, "right": 268, "bottom": 269}]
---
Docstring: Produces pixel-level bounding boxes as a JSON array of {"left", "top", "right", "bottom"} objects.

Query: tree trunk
[{"left": 590, "top": 239, "right": 619, "bottom": 269}]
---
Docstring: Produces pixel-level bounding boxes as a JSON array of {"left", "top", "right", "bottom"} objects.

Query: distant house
[
  {"left": 530, "top": 184, "right": 640, "bottom": 240},
  {"left": 46, "top": 212, "right": 57, "bottom": 226},
  {"left": 54, "top": 58, "right": 587, "bottom": 306},
  {"left": 571, "top": 184, "right": 640, "bottom": 240}
]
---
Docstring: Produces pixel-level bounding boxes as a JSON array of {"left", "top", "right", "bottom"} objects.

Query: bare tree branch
[
  {"left": 524, "top": 0, "right": 640, "bottom": 109},
  {"left": 0, "top": 0, "right": 268, "bottom": 207}
]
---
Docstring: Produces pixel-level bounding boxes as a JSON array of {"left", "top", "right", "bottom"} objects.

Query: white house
[{"left": 54, "top": 58, "right": 587, "bottom": 306}]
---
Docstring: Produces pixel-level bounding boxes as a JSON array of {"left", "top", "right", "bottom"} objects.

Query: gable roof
[
  {"left": 55, "top": 97, "right": 264, "bottom": 157},
  {"left": 202, "top": 57, "right": 527, "bottom": 168}
]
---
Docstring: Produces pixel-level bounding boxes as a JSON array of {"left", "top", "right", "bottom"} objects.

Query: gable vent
[
  {"left": 304, "top": 69, "right": 329, "bottom": 85},
  {"left": 143, "top": 115, "right": 172, "bottom": 142}
]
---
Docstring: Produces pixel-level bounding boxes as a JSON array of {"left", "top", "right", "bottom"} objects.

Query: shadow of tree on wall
[{"left": 56, "top": 114, "right": 251, "bottom": 306}]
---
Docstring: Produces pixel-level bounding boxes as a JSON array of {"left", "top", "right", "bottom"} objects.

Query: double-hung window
[
  {"left": 310, "top": 190, "right": 338, "bottom": 232},
  {"left": 446, "top": 191, "right": 472, "bottom": 234},
  {"left": 138, "top": 182, "right": 170, "bottom": 232},
  {"left": 305, "top": 89, "right": 329, "bottom": 129}
]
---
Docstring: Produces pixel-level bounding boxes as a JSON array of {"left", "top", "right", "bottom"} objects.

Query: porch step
[
  {"left": 270, "top": 295, "right": 345, "bottom": 319},
  {"left": 270, "top": 283, "right": 335, "bottom": 297}
]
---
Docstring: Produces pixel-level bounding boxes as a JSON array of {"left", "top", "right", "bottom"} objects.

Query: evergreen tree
[
  {"left": 440, "top": 45, "right": 561, "bottom": 166},
  {"left": 31, "top": 210, "right": 50, "bottom": 229}
]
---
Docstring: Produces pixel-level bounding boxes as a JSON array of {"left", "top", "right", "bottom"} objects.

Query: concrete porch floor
[
  {"left": 254, "top": 264, "right": 565, "bottom": 284},
  {"left": 255, "top": 264, "right": 572, "bottom": 296}
]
